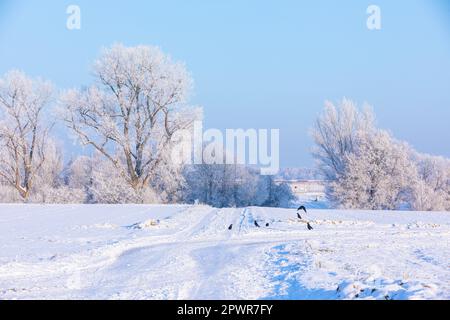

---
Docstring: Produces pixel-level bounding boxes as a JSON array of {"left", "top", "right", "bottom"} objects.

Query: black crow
[
  {"left": 266, "top": 223, "right": 269, "bottom": 227},
  {"left": 228, "top": 224, "right": 233, "bottom": 230},
  {"left": 297, "top": 212, "right": 302, "bottom": 219},
  {"left": 307, "top": 222, "right": 313, "bottom": 230},
  {"left": 297, "top": 205, "right": 307, "bottom": 213},
  {"left": 254, "top": 221, "right": 260, "bottom": 228}
]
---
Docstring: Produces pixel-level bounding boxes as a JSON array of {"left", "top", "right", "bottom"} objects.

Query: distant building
[{"left": 274, "top": 179, "right": 326, "bottom": 197}]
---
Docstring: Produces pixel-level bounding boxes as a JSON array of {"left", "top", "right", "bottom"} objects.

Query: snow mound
[
  {"left": 336, "top": 278, "right": 441, "bottom": 300},
  {"left": 128, "top": 219, "right": 161, "bottom": 230}
]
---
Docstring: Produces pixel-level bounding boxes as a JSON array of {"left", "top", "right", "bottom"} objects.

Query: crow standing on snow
[
  {"left": 266, "top": 223, "right": 269, "bottom": 227},
  {"left": 297, "top": 212, "right": 302, "bottom": 220},
  {"left": 307, "top": 222, "right": 313, "bottom": 231},
  {"left": 228, "top": 224, "right": 233, "bottom": 230},
  {"left": 254, "top": 221, "right": 260, "bottom": 228}
]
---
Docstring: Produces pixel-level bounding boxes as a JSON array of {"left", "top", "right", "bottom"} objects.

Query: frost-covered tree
[
  {"left": 183, "top": 163, "right": 294, "bottom": 208},
  {"left": 0, "top": 70, "right": 54, "bottom": 200},
  {"left": 34, "top": 186, "right": 86, "bottom": 204},
  {"left": 28, "top": 140, "right": 64, "bottom": 202},
  {"left": 0, "top": 71, "right": 76, "bottom": 204},
  {"left": 61, "top": 44, "right": 200, "bottom": 200},
  {"left": 0, "top": 182, "right": 21, "bottom": 203},
  {"left": 183, "top": 163, "right": 239, "bottom": 207},
  {"left": 311, "top": 98, "right": 375, "bottom": 181},
  {"left": 16, "top": 141, "right": 87, "bottom": 204},
  {"left": 259, "top": 175, "right": 296, "bottom": 208},
  {"left": 149, "top": 146, "right": 187, "bottom": 203},
  {"left": 410, "top": 154, "right": 450, "bottom": 211},
  {"left": 311, "top": 99, "right": 435, "bottom": 210},
  {"left": 60, "top": 153, "right": 161, "bottom": 204},
  {"left": 88, "top": 156, "right": 159, "bottom": 204},
  {"left": 64, "top": 155, "right": 94, "bottom": 190},
  {"left": 181, "top": 145, "right": 240, "bottom": 207},
  {"left": 329, "top": 130, "right": 416, "bottom": 210}
]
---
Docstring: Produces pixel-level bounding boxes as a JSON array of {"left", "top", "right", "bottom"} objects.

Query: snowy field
[{"left": 0, "top": 204, "right": 449, "bottom": 300}]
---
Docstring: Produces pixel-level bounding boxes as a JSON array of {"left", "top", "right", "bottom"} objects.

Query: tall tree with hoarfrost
[
  {"left": 311, "top": 98, "right": 375, "bottom": 181},
  {"left": 61, "top": 44, "right": 200, "bottom": 199},
  {"left": 0, "top": 70, "right": 54, "bottom": 200},
  {"left": 330, "top": 130, "right": 416, "bottom": 210},
  {"left": 311, "top": 98, "right": 422, "bottom": 210}
]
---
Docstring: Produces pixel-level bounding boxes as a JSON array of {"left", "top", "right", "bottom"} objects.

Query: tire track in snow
[
  {"left": 44, "top": 206, "right": 219, "bottom": 299},
  {"left": 188, "top": 208, "right": 271, "bottom": 299}
]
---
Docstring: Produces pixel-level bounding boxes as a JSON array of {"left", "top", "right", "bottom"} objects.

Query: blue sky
[{"left": 0, "top": 0, "right": 449, "bottom": 167}]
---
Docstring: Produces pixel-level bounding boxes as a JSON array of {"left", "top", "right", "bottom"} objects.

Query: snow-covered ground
[{"left": 0, "top": 204, "right": 449, "bottom": 300}]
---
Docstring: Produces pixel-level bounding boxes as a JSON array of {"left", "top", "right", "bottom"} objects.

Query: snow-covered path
[{"left": 0, "top": 204, "right": 449, "bottom": 300}]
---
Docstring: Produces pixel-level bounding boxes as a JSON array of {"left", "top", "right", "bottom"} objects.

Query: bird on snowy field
[
  {"left": 307, "top": 222, "right": 313, "bottom": 230},
  {"left": 228, "top": 224, "right": 233, "bottom": 230},
  {"left": 254, "top": 221, "right": 260, "bottom": 228},
  {"left": 297, "top": 212, "right": 302, "bottom": 220},
  {"left": 297, "top": 205, "right": 307, "bottom": 213},
  {"left": 266, "top": 223, "right": 269, "bottom": 227}
]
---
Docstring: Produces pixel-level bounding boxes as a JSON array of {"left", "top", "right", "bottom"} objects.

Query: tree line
[{"left": 0, "top": 44, "right": 293, "bottom": 207}]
